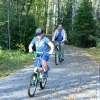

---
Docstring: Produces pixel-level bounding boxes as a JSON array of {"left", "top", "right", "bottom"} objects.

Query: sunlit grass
[
  {"left": 84, "top": 47, "right": 100, "bottom": 64},
  {"left": 0, "top": 50, "right": 34, "bottom": 78}
]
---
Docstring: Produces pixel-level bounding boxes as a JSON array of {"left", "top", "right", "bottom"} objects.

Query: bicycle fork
[{"left": 33, "top": 70, "right": 39, "bottom": 86}]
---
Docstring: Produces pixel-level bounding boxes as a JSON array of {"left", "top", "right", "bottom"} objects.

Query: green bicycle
[
  {"left": 28, "top": 52, "right": 47, "bottom": 97},
  {"left": 54, "top": 41, "right": 62, "bottom": 65}
]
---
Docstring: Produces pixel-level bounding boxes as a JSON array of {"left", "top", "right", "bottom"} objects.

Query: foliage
[
  {"left": 84, "top": 47, "right": 100, "bottom": 64},
  {"left": 0, "top": 0, "right": 48, "bottom": 50},
  {"left": 89, "top": 35, "right": 100, "bottom": 48},
  {"left": 16, "top": 43, "right": 25, "bottom": 52},
  {"left": 73, "top": 0, "right": 96, "bottom": 47},
  {"left": 0, "top": 0, "right": 100, "bottom": 49},
  {"left": 62, "top": 0, "right": 73, "bottom": 44},
  {"left": 0, "top": 50, "right": 34, "bottom": 78}
]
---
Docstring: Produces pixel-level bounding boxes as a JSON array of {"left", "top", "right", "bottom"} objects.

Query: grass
[
  {"left": 0, "top": 50, "right": 34, "bottom": 78},
  {"left": 84, "top": 47, "right": 100, "bottom": 64},
  {"left": 1, "top": 46, "right": 99, "bottom": 78}
]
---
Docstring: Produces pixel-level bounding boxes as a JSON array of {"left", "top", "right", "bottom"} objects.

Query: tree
[
  {"left": 0, "top": 0, "right": 37, "bottom": 50},
  {"left": 73, "top": 0, "right": 96, "bottom": 47},
  {"left": 62, "top": 0, "right": 73, "bottom": 43},
  {"left": 0, "top": 0, "right": 99, "bottom": 50}
]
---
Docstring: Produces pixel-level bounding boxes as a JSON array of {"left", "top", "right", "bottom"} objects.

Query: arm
[
  {"left": 29, "top": 43, "right": 34, "bottom": 52},
  {"left": 62, "top": 29, "right": 68, "bottom": 42},
  {"left": 29, "top": 38, "right": 35, "bottom": 52},
  {"left": 48, "top": 41, "right": 54, "bottom": 54}
]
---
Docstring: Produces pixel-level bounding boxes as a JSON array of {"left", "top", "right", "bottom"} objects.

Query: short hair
[{"left": 57, "top": 23, "right": 63, "bottom": 27}]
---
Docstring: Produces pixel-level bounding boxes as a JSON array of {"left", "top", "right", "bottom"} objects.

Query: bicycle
[
  {"left": 28, "top": 52, "right": 47, "bottom": 97},
  {"left": 54, "top": 41, "right": 62, "bottom": 65}
]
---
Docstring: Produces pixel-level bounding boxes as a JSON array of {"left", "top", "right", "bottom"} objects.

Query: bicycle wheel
[
  {"left": 40, "top": 77, "right": 47, "bottom": 89},
  {"left": 55, "top": 52, "right": 59, "bottom": 65},
  {"left": 59, "top": 54, "right": 62, "bottom": 62},
  {"left": 28, "top": 73, "right": 37, "bottom": 97},
  {"left": 59, "top": 51, "right": 63, "bottom": 62}
]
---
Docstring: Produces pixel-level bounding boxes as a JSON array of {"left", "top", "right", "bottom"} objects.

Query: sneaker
[
  {"left": 61, "top": 58, "right": 64, "bottom": 62},
  {"left": 44, "top": 71, "right": 48, "bottom": 77}
]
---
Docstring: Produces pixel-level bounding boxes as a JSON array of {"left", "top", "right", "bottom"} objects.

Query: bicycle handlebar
[
  {"left": 32, "top": 51, "right": 55, "bottom": 56},
  {"left": 33, "top": 51, "right": 50, "bottom": 55},
  {"left": 33, "top": 51, "right": 44, "bottom": 54}
]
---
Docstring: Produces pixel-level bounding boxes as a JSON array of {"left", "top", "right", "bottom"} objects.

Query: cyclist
[
  {"left": 29, "top": 28, "right": 54, "bottom": 77},
  {"left": 52, "top": 24, "right": 67, "bottom": 61}
]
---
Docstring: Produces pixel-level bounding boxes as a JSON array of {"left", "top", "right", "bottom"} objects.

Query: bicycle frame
[
  {"left": 54, "top": 41, "right": 63, "bottom": 65},
  {"left": 33, "top": 69, "right": 39, "bottom": 86},
  {"left": 54, "top": 42, "right": 61, "bottom": 56},
  {"left": 33, "top": 52, "right": 44, "bottom": 85}
]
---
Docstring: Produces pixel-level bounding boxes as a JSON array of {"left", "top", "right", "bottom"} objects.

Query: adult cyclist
[
  {"left": 52, "top": 24, "right": 67, "bottom": 61},
  {"left": 29, "top": 28, "right": 54, "bottom": 77}
]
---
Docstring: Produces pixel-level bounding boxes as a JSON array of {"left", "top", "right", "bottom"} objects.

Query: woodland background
[{"left": 0, "top": 0, "right": 100, "bottom": 51}]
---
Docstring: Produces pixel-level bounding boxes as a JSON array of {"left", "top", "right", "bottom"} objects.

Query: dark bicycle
[
  {"left": 54, "top": 41, "right": 62, "bottom": 65},
  {"left": 28, "top": 52, "right": 47, "bottom": 97}
]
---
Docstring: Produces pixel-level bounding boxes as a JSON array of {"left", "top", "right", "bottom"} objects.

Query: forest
[{"left": 0, "top": 0, "right": 100, "bottom": 51}]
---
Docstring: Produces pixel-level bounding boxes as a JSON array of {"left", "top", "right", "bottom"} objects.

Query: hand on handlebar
[{"left": 61, "top": 40, "right": 64, "bottom": 42}]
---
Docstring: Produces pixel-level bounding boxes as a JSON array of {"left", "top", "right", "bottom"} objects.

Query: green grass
[
  {"left": 0, "top": 50, "right": 34, "bottom": 78},
  {"left": 84, "top": 47, "right": 100, "bottom": 64}
]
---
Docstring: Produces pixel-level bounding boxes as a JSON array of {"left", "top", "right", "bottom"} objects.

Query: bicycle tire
[
  {"left": 59, "top": 55, "right": 61, "bottom": 62},
  {"left": 55, "top": 52, "right": 59, "bottom": 65},
  {"left": 28, "top": 73, "right": 37, "bottom": 97},
  {"left": 40, "top": 77, "right": 47, "bottom": 89}
]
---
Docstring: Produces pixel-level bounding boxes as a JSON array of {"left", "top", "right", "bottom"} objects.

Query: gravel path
[{"left": 0, "top": 45, "right": 99, "bottom": 100}]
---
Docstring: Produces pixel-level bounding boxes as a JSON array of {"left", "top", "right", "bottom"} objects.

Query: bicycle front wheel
[
  {"left": 40, "top": 77, "right": 47, "bottom": 89},
  {"left": 28, "top": 73, "right": 37, "bottom": 97},
  {"left": 59, "top": 53, "right": 62, "bottom": 62},
  {"left": 55, "top": 52, "right": 59, "bottom": 65}
]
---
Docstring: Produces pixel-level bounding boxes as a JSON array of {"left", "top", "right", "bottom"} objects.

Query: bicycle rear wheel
[
  {"left": 40, "top": 77, "right": 47, "bottom": 89},
  {"left": 59, "top": 53, "right": 62, "bottom": 62},
  {"left": 28, "top": 73, "right": 37, "bottom": 97}
]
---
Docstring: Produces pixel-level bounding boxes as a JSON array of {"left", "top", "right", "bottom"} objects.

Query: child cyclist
[{"left": 29, "top": 28, "right": 54, "bottom": 77}]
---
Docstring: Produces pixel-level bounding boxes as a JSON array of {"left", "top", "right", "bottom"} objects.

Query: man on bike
[
  {"left": 52, "top": 24, "right": 67, "bottom": 61},
  {"left": 29, "top": 28, "right": 54, "bottom": 77}
]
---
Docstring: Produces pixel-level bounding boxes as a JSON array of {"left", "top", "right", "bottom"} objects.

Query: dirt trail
[{"left": 0, "top": 45, "right": 99, "bottom": 100}]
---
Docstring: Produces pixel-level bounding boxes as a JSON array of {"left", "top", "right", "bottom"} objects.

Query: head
[
  {"left": 35, "top": 28, "right": 44, "bottom": 39},
  {"left": 57, "top": 24, "right": 63, "bottom": 30}
]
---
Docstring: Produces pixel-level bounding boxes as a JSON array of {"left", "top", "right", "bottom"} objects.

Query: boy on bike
[
  {"left": 29, "top": 28, "right": 54, "bottom": 77},
  {"left": 52, "top": 24, "right": 67, "bottom": 61}
]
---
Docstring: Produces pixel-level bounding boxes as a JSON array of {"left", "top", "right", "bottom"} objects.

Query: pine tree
[
  {"left": 62, "top": 0, "right": 73, "bottom": 34},
  {"left": 73, "top": 0, "right": 96, "bottom": 47},
  {"left": 62, "top": 0, "right": 73, "bottom": 44}
]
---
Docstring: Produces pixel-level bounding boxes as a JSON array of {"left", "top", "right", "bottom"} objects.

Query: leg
[
  {"left": 42, "top": 60, "right": 48, "bottom": 72},
  {"left": 42, "top": 53, "right": 50, "bottom": 77},
  {"left": 61, "top": 42, "right": 64, "bottom": 59}
]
